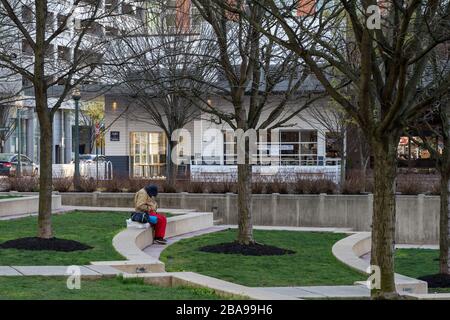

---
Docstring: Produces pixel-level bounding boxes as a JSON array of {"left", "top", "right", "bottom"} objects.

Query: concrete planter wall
[
  {"left": 0, "top": 195, "right": 62, "bottom": 218},
  {"left": 59, "top": 191, "right": 440, "bottom": 245}
]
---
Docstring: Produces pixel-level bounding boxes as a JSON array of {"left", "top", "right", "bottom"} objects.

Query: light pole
[
  {"left": 16, "top": 108, "right": 22, "bottom": 178},
  {"left": 72, "top": 88, "right": 81, "bottom": 190}
]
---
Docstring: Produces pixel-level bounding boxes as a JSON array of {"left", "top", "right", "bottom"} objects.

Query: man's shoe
[{"left": 154, "top": 237, "right": 168, "bottom": 245}]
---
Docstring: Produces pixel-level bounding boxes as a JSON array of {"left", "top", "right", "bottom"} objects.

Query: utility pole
[
  {"left": 16, "top": 108, "right": 22, "bottom": 177},
  {"left": 72, "top": 89, "right": 81, "bottom": 190}
]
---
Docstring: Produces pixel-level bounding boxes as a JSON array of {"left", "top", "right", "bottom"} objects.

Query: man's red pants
[{"left": 149, "top": 212, "right": 167, "bottom": 238}]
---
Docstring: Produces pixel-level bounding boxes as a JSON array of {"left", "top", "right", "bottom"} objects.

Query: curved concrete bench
[
  {"left": 92, "top": 211, "right": 213, "bottom": 274},
  {"left": 332, "top": 232, "right": 428, "bottom": 294}
]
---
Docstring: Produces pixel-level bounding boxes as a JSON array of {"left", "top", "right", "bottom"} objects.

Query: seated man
[{"left": 134, "top": 184, "right": 168, "bottom": 245}]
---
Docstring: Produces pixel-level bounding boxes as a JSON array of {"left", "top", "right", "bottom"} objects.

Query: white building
[{"left": 0, "top": 0, "right": 148, "bottom": 164}]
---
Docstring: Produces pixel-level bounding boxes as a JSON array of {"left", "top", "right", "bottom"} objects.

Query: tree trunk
[
  {"left": 237, "top": 163, "right": 254, "bottom": 244},
  {"left": 439, "top": 170, "right": 450, "bottom": 275},
  {"left": 166, "top": 138, "right": 177, "bottom": 185},
  {"left": 37, "top": 111, "right": 53, "bottom": 238},
  {"left": 370, "top": 136, "right": 398, "bottom": 299}
]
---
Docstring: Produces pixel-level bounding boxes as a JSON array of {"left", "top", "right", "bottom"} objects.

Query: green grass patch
[
  {"left": 0, "top": 211, "right": 131, "bottom": 265},
  {"left": 0, "top": 276, "right": 225, "bottom": 300},
  {"left": 395, "top": 248, "right": 439, "bottom": 279},
  {"left": 0, "top": 210, "right": 173, "bottom": 266},
  {"left": 160, "top": 229, "right": 366, "bottom": 287},
  {"left": 394, "top": 248, "right": 449, "bottom": 293}
]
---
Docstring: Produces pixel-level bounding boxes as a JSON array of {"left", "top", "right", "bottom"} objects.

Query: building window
[
  {"left": 130, "top": 132, "right": 166, "bottom": 178},
  {"left": 57, "top": 46, "right": 71, "bottom": 62},
  {"left": 299, "top": 130, "right": 318, "bottom": 165},
  {"left": 325, "top": 132, "right": 341, "bottom": 158},
  {"left": 105, "top": 0, "right": 119, "bottom": 13},
  {"left": 221, "top": 129, "right": 318, "bottom": 166}
]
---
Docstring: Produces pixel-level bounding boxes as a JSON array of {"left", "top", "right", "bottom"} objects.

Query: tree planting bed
[{"left": 0, "top": 211, "right": 171, "bottom": 265}]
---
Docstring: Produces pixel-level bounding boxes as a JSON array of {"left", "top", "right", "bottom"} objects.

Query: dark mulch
[
  {"left": 0, "top": 237, "right": 93, "bottom": 252},
  {"left": 418, "top": 274, "right": 450, "bottom": 288},
  {"left": 199, "top": 242, "right": 295, "bottom": 256}
]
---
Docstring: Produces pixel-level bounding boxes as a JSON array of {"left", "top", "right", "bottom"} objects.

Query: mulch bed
[
  {"left": 0, "top": 237, "right": 93, "bottom": 252},
  {"left": 199, "top": 242, "right": 295, "bottom": 256},
  {"left": 418, "top": 274, "right": 450, "bottom": 288}
]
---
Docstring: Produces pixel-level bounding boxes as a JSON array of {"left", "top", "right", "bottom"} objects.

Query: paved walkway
[
  {"left": 0, "top": 265, "right": 122, "bottom": 277},
  {"left": 258, "top": 285, "right": 370, "bottom": 299}
]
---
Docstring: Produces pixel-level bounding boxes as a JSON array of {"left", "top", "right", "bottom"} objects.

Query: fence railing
[
  {"left": 190, "top": 164, "right": 342, "bottom": 184},
  {"left": 52, "top": 161, "right": 113, "bottom": 180}
]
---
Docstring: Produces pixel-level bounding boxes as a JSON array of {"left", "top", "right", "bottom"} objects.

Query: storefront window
[
  {"left": 397, "top": 136, "right": 440, "bottom": 161},
  {"left": 130, "top": 132, "right": 166, "bottom": 177},
  {"left": 221, "top": 129, "right": 318, "bottom": 166},
  {"left": 325, "top": 132, "right": 341, "bottom": 158}
]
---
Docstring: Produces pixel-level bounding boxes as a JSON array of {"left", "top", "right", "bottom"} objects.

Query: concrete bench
[
  {"left": 92, "top": 211, "right": 213, "bottom": 274},
  {"left": 332, "top": 232, "right": 428, "bottom": 294}
]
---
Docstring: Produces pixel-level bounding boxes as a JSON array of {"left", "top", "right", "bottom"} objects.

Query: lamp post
[
  {"left": 72, "top": 88, "right": 81, "bottom": 190},
  {"left": 16, "top": 108, "right": 22, "bottom": 178}
]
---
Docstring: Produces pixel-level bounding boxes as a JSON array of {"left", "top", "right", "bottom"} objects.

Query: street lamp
[
  {"left": 16, "top": 108, "right": 22, "bottom": 178},
  {"left": 72, "top": 88, "right": 81, "bottom": 190}
]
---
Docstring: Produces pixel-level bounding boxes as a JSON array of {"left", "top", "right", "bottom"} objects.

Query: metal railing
[{"left": 52, "top": 161, "right": 113, "bottom": 180}]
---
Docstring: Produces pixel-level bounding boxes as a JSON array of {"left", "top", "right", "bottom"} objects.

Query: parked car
[
  {"left": 71, "top": 154, "right": 107, "bottom": 164},
  {"left": 0, "top": 153, "right": 39, "bottom": 176}
]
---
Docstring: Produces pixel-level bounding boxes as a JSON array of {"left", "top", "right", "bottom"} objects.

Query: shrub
[
  {"left": 431, "top": 180, "right": 441, "bottom": 195},
  {"left": 396, "top": 174, "right": 426, "bottom": 195},
  {"left": 8, "top": 176, "right": 39, "bottom": 192},
  {"left": 52, "top": 176, "right": 73, "bottom": 192},
  {"left": 127, "top": 178, "right": 151, "bottom": 193},
  {"left": 342, "top": 171, "right": 367, "bottom": 194},
  {"left": 292, "top": 178, "right": 309, "bottom": 194},
  {"left": 161, "top": 181, "right": 177, "bottom": 193},
  {"left": 103, "top": 176, "right": 128, "bottom": 193},
  {"left": 0, "top": 177, "right": 10, "bottom": 191},
  {"left": 207, "top": 177, "right": 237, "bottom": 193},
  {"left": 292, "top": 177, "right": 336, "bottom": 194},
  {"left": 185, "top": 181, "right": 205, "bottom": 193},
  {"left": 252, "top": 178, "right": 265, "bottom": 194},
  {"left": 308, "top": 179, "right": 337, "bottom": 194},
  {"left": 79, "top": 177, "right": 98, "bottom": 192}
]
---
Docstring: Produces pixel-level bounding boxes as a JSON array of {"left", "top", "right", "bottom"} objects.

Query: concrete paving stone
[
  {"left": 396, "top": 244, "right": 438, "bottom": 250},
  {"left": 297, "top": 285, "right": 370, "bottom": 298},
  {"left": 12, "top": 266, "right": 101, "bottom": 277},
  {"left": 257, "top": 287, "right": 326, "bottom": 299},
  {"left": 84, "top": 265, "right": 123, "bottom": 276},
  {"left": 0, "top": 266, "right": 23, "bottom": 276},
  {"left": 221, "top": 225, "right": 353, "bottom": 233}
]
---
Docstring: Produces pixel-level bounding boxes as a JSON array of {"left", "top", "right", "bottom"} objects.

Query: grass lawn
[
  {"left": 394, "top": 248, "right": 450, "bottom": 293},
  {"left": 0, "top": 210, "right": 170, "bottom": 265},
  {"left": 0, "top": 276, "right": 225, "bottom": 300},
  {"left": 395, "top": 248, "right": 438, "bottom": 279},
  {"left": 160, "top": 229, "right": 366, "bottom": 287}
]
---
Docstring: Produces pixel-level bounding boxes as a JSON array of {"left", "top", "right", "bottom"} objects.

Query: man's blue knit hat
[{"left": 145, "top": 184, "right": 158, "bottom": 197}]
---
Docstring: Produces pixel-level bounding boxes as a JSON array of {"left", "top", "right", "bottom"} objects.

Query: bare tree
[
  {"left": 192, "top": 0, "right": 324, "bottom": 245},
  {"left": 407, "top": 97, "right": 450, "bottom": 277},
  {"left": 0, "top": 0, "right": 144, "bottom": 238},
  {"left": 0, "top": 104, "right": 15, "bottom": 152},
  {"left": 238, "top": 0, "right": 450, "bottom": 298},
  {"left": 109, "top": 0, "right": 214, "bottom": 183},
  {"left": 301, "top": 104, "right": 349, "bottom": 185}
]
